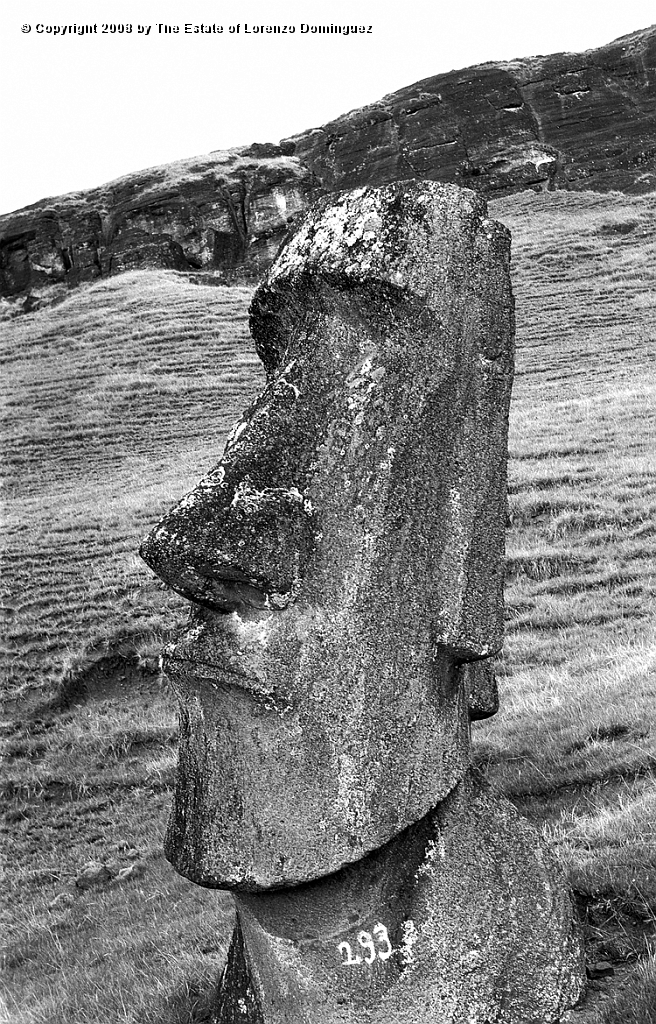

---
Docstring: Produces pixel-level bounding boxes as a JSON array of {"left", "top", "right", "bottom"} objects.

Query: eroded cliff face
[
  {"left": 285, "top": 26, "right": 656, "bottom": 196},
  {"left": 1, "top": 26, "right": 654, "bottom": 299},
  {"left": 0, "top": 144, "right": 313, "bottom": 298}
]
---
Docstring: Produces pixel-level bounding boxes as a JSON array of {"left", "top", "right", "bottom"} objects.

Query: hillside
[
  {"left": 1, "top": 274, "right": 263, "bottom": 698},
  {"left": 1, "top": 25, "right": 655, "bottom": 301},
  {"left": 1, "top": 187, "right": 655, "bottom": 1020}
]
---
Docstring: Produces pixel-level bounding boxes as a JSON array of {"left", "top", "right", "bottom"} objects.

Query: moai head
[{"left": 140, "top": 181, "right": 514, "bottom": 892}]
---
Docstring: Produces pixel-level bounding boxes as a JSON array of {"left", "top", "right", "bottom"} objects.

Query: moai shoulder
[{"left": 141, "top": 181, "right": 585, "bottom": 1022}]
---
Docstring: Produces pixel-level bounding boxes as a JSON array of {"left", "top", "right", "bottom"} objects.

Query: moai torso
[{"left": 141, "top": 182, "right": 584, "bottom": 1022}]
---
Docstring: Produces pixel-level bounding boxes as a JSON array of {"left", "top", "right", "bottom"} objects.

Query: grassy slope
[
  {"left": 1, "top": 190, "right": 655, "bottom": 1021},
  {"left": 485, "top": 190, "right": 656, "bottom": 1017},
  {"left": 485, "top": 192, "right": 656, "bottom": 906},
  {"left": 1, "top": 273, "right": 263, "bottom": 695}
]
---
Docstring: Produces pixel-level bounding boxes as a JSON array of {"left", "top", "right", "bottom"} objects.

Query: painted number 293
[{"left": 338, "top": 922, "right": 393, "bottom": 966}]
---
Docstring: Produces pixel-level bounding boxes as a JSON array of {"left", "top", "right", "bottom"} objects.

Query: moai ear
[{"left": 459, "top": 659, "right": 500, "bottom": 720}]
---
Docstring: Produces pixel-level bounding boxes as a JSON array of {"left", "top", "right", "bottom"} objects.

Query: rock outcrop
[
  {"left": 285, "top": 25, "right": 656, "bottom": 196},
  {"left": 1, "top": 25, "right": 654, "bottom": 299},
  {"left": 0, "top": 144, "right": 314, "bottom": 298}
]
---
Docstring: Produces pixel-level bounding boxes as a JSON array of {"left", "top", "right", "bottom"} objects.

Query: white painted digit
[
  {"left": 373, "top": 922, "right": 393, "bottom": 961},
  {"left": 338, "top": 940, "right": 362, "bottom": 966},
  {"left": 357, "top": 930, "right": 376, "bottom": 964},
  {"left": 338, "top": 922, "right": 394, "bottom": 966}
]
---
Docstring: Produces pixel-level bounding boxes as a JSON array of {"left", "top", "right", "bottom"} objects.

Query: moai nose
[{"left": 140, "top": 474, "right": 317, "bottom": 611}]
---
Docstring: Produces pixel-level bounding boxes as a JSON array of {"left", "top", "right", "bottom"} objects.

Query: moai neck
[
  {"left": 233, "top": 796, "right": 437, "bottom": 1020},
  {"left": 215, "top": 773, "right": 584, "bottom": 1023}
]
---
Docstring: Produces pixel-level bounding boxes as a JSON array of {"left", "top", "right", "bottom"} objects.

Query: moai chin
[{"left": 141, "top": 182, "right": 585, "bottom": 1022}]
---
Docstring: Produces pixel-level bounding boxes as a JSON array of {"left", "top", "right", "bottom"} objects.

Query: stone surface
[
  {"left": 140, "top": 181, "right": 515, "bottom": 890},
  {"left": 1, "top": 26, "right": 654, "bottom": 300},
  {"left": 115, "top": 862, "right": 146, "bottom": 883},
  {"left": 75, "top": 860, "right": 116, "bottom": 888},
  {"left": 216, "top": 773, "right": 585, "bottom": 1023},
  {"left": 214, "top": 916, "right": 264, "bottom": 1023},
  {"left": 48, "top": 892, "right": 75, "bottom": 910}
]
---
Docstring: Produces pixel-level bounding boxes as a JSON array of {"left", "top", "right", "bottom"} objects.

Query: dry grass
[
  {"left": 1, "top": 189, "right": 656, "bottom": 1020},
  {"left": 601, "top": 952, "right": 656, "bottom": 1022},
  {"left": 0, "top": 270, "right": 263, "bottom": 698},
  {"left": 480, "top": 188, "right": 656, "bottom": 981}
]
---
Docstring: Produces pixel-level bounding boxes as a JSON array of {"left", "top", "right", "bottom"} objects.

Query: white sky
[{"left": 1, "top": 0, "right": 654, "bottom": 215}]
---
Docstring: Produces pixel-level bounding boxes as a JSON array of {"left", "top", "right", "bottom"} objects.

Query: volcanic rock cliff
[{"left": 1, "top": 25, "right": 654, "bottom": 299}]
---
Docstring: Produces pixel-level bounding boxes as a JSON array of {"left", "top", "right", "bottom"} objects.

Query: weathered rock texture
[
  {"left": 217, "top": 776, "right": 584, "bottom": 1023},
  {"left": 286, "top": 26, "right": 656, "bottom": 197},
  {"left": 140, "top": 181, "right": 515, "bottom": 890},
  {"left": 2, "top": 26, "right": 654, "bottom": 299}
]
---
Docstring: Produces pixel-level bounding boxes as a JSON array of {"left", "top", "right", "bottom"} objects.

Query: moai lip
[{"left": 140, "top": 180, "right": 516, "bottom": 891}]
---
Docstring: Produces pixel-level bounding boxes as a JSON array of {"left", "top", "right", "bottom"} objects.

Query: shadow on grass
[{"left": 601, "top": 954, "right": 656, "bottom": 1024}]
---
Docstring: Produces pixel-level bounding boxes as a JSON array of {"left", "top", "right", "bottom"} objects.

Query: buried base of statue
[{"left": 213, "top": 771, "right": 585, "bottom": 1023}]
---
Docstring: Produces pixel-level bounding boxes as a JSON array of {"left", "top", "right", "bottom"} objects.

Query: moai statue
[{"left": 140, "top": 182, "right": 585, "bottom": 1022}]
